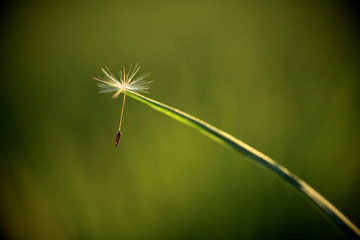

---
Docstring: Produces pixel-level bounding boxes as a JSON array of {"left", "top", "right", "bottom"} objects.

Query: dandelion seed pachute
[
  {"left": 94, "top": 64, "right": 152, "bottom": 96},
  {"left": 93, "top": 64, "right": 152, "bottom": 147}
]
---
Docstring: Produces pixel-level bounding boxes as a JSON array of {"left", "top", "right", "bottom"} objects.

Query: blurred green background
[{"left": 1, "top": 1, "right": 359, "bottom": 239}]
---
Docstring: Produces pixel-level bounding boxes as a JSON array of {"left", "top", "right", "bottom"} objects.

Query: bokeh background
[{"left": 1, "top": 1, "right": 359, "bottom": 239}]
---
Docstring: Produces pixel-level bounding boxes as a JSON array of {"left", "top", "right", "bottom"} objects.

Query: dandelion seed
[
  {"left": 115, "top": 130, "right": 121, "bottom": 147},
  {"left": 94, "top": 64, "right": 151, "bottom": 146}
]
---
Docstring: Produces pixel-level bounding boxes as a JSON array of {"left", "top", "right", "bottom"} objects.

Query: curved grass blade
[{"left": 124, "top": 89, "right": 360, "bottom": 239}]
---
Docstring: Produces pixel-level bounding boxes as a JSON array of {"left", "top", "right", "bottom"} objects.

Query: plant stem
[
  {"left": 119, "top": 94, "right": 126, "bottom": 130},
  {"left": 124, "top": 90, "right": 360, "bottom": 239}
]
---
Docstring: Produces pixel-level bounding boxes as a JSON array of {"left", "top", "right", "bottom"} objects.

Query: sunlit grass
[{"left": 119, "top": 89, "right": 360, "bottom": 239}]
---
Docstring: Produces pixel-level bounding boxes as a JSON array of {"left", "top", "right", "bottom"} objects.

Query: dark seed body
[{"left": 115, "top": 130, "right": 121, "bottom": 146}]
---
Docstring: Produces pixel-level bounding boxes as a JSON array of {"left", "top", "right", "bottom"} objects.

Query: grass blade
[{"left": 124, "top": 89, "right": 360, "bottom": 239}]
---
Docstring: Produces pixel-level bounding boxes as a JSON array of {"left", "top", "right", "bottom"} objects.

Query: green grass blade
[{"left": 124, "top": 90, "right": 360, "bottom": 239}]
